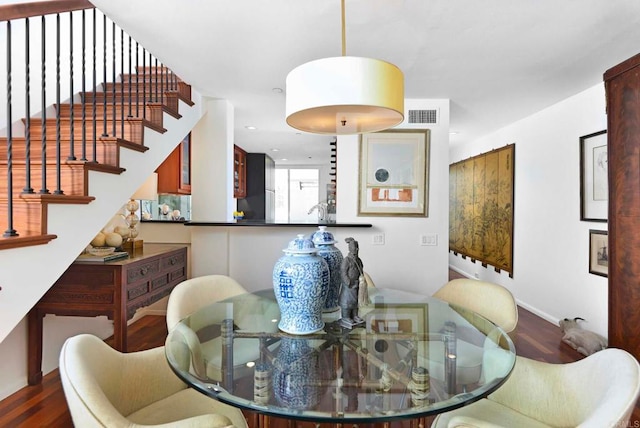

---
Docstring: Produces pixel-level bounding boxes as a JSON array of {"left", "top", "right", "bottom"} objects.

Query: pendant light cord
[{"left": 341, "top": 0, "right": 346, "bottom": 56}]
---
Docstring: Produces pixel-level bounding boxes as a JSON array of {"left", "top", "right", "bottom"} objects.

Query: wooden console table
[{"left": 27, "top": 244, "right": 187, "bottom": 385}]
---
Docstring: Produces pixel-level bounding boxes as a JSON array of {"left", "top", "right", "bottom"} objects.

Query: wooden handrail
[{"left": 0, "top": 0, "right": 93, "bottom": 22}]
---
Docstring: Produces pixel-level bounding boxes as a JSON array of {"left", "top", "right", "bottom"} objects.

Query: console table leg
[{"left": 27, "top": 309, "right": 44, "bottom": 385}]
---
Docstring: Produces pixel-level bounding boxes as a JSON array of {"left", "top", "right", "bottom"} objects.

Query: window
[{"left": 275, "top": 168, "right": 320, "bottom": 223}]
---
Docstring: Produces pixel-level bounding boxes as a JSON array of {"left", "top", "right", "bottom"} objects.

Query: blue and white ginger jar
[
  {"left": 311, "top": 226, "right": 343, "bottom": 313},
  {"left": 273, "top": 234, "right": 329, "bottom": 335}
]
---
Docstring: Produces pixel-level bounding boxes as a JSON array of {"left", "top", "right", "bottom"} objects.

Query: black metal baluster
[
  {"left": 142, "top": 49, "right": 146, "bottom": 119},
  {"left": 80, "top": 9, "right": 87, "bottom": 161},
  {"left": 134, "top": 41, "right": 139, "bottom": 117},
  {"left": 154, "top": 56, "right": 158, "bottom": 103},
  {"left": 120, "top": 28, "right": 124, "bottom": 138},
  {"left": 101, "top": 13, "right": 107, "bottom": 137},
  {"left": 4, "top": 21, "right": 17, "bottom": 237},
  {"left": 23, "top": 17, "right": 33, "bottom": 194},
  {"left": 127, "top": 35, "right": 132, "bottom": 118},
  {"left": 54, "top": 13, "right": 63, "bottom": 195},
  {"left": 68, "top": 11, "right": 75, "bottom": 160},
  {"left": 160, "top": 61, "right": 164, "bottom": 110},
  {"left": 91, "top": 9, "right": 97, "bottom": 161},
  {"left": 111, "top": 20, "right": 115, "bottom": 138},
  {"left": 40, "top": 15, "right": 49, "bottom": 194}
]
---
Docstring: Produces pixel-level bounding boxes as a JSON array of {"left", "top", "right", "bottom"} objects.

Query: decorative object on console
[
  {"left": 272, "top": 234, "right": 329, "bottom": 335},
  {"left": 339, "top": 237, "right": 366, "bottom": 329},
  {"left": 311, "top": 226, "right": 343, "bottom": 313},
  {"left": 122, "top": 173, "right": 158, "bottom": 251},
  {"left": 559, "top": 317, "right": 608, "bottom": 357},
  {"left": 285, "top": 0, "right": 404, "bottom": 135}
]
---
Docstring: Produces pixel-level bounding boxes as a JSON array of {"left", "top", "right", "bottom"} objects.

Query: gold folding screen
[{"left": 449, "top": 144, "right": 515, "bottom": 276}]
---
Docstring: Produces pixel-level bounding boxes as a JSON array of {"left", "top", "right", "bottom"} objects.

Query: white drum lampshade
[{"left": 285, "top": 56, "right": 404, "bottom": 135}]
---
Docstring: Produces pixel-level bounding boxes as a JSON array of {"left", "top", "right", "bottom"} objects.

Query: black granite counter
[{"left": 183, "top": 221, "right": 372, "bottom": 227}]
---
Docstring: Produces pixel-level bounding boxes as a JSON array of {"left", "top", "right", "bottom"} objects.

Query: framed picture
[
  {"left": 580, "top": 130, "right": 608, "bottom": 222},
  {"left": 589, "top": 229, "right": 608, "bottom": 277},
  {"left": 358, "top": 129, "right": 430, "bottom": 216}
]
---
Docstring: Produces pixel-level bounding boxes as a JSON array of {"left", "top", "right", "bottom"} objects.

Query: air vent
[{"left": 408, "top": 109, "right": 438, "bottom": 124}]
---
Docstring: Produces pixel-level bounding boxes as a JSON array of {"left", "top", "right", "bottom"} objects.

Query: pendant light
[{"left": 285, "top": 0, "right": 404, "bottom": 135}]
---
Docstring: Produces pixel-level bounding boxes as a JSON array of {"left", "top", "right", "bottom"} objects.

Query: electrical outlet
[
  {"left": 372, "top": 233, "right": 385, "bottom": 245},
  {"left": 420, "top": 233, "right": 438, "bottom": 246}
]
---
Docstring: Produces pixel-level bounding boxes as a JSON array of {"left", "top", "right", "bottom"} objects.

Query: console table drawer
[{"left": 127, "top": 259, "right": 161, "bottom": 284}]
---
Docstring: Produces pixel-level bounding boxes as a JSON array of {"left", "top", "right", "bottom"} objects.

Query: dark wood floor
[{"left": 0, "top": 272, "right": 635, "bottom": 427}]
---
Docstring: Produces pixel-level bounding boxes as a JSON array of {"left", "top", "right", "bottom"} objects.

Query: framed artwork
[
  {"left": 449, "top": 144, "right": 515, "bottom": 276},
  {"left": 580, "top": 130, "right": 608, "bottom": 222},
  {"left": 589, "top": 229, "right": 608, "bottom": 277},
  {"left": 365, "top": 303, "right": 428, "bottom": 334},
  {"left": 358, "top": 129, "right": 430, "bottom": 216}
]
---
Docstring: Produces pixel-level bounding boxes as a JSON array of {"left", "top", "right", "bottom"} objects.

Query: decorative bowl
[{"left": 87, "top": 246, "right": 116, "bottom": 257}]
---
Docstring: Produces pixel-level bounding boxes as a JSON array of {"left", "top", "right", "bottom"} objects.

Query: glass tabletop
[{"left": 165, "top": 287, "right": 516, "bottom": 423}]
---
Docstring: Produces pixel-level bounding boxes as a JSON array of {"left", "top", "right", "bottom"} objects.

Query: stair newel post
[
  {"left": 91, "top": 8, "right": 97, "bottom": 160},
  {"left": 101, "top": 13, "right": 107, "bottom": 138},
  {"left": 127, "top": 35, "right": 132, "bottom": 118},
  {"left": 80, "top": 9, "right": 87, "bottom": 162},
  {"left": 68, "top": 11, "right": 76, "bottom": 161},
  {"left": 111, "top": 20, "right": 116, "bottom": 139},
  {"left": 4, "top": 20, "right": 18, "bottom": 238},
  {"left": 54, "top": 13, "right": 63, "bottom": 195},
  {"left": 39, "top": 15, "right": 49, "bottom": 194},
  {"left": 23, "top": 17, "right": 34, "bottom": 194}
]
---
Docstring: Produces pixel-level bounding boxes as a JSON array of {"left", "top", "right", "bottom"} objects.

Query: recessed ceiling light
[
  {"left": 271, "top": 148, "right": 279, "bottom": 152},
  {"left": 280, "top": 158, "right": 288, "bottom": 161},
  {"left": 245, "top": 125, "right": 257, "bottom": 130},
  {"left": 272, "top": 88, "right": 283, "bottom": 94},
  {"left": 450, "top": 131, "right": 459, "bottom": 135}
]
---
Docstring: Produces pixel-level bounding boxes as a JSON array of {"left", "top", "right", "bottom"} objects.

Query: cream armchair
[
  {"left": 59, "top": 333, "right": 248, "bottom": 428},
  {"left": 423, "top": 279, "right": 519, "bottom": 386},
  {"left": 432, "top": 348, "right": 640, "bottom": 428},
  {"left": 432, "top": 278, "right": 518, "bottom": 336},
  {"left": 166, "top": 274, "right": 280, "bottom": 381}
]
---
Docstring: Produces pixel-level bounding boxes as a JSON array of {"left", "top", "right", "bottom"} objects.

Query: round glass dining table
[{"left": 165, "top": 287, "right": 516, "bottom": 424}]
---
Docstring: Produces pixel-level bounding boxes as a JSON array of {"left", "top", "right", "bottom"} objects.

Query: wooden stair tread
[{"left": 0, "top": 234, "right": 57, "bottom": 249}]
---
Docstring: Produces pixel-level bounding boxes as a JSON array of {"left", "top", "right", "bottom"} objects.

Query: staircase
[{"left": 0, "top": 1, "right": 203, "bottom": 343}]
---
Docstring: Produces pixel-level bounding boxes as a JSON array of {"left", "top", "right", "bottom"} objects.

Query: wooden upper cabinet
[
  {"left": 234, "top": 145, "right": 247, "bottom": 198},
  {"left": 156, "top": 133, "right": 191, "bottom": 195}
]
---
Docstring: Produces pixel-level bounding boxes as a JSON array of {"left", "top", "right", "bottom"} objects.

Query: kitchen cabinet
[
  {"left": 156, "top": 133, "right": 191, "bottom": 195},
  {"left": 234, "top": 145, "right": 247, "bottom": 198},
  {"left": 237, "top": 153, "right": 275, "bottom": 220}
]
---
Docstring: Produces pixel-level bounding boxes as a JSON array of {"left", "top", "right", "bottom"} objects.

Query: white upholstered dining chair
[
  {"left": 59, "top": 333, "right": 248, "bottom": 428},
  {"left": 431, "top": 348, "right": 640, "bottom": 428},
  {"left": 423, "top": 278, "right": 519, "bottom": 387},
  {"left": 166, "top": 274, "right": 280, "bottom": 381}
]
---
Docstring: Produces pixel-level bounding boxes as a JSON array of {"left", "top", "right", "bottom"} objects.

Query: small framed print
[
  {"left": 589, "top": 229, "right": 608, "bottom": 277},
  {"left": 580, "top": 130, "right": 608, "bottom": 222},
  {"left": 358, "top": 129, "right": 430, "bottom": 216}
]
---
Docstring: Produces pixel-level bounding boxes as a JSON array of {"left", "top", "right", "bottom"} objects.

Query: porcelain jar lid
[
  {"left": 310, "top": 226, "right": 336, "bottom": 245},
  {"left": 284, "top": 234, "right": 318, "bottom": 254}
]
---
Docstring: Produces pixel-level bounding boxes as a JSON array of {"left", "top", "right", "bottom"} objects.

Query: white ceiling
[{"left": 91, "top": 0, "right": 640, "bottom": 165}]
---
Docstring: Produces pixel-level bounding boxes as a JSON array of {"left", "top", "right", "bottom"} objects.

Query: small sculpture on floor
[
  {"left": 339, "top": 237, "right": 365, "bottom": 328},
  {"left": 559, "top": 317, "right": 608, "bottom": 357}
]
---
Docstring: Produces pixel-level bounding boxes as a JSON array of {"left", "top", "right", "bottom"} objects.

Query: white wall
[
  {"left": 449, "top": 83, "right": 609, "bottom": 337},
  {"left": 335, "top": 99, "right": 451, "bottom": 296}
]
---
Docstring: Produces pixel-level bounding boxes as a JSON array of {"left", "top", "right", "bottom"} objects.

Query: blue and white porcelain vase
[
  {"left": 272, "top": 338, "right": 320, "bottom": 409},
  {"left": 273, "top": 234, "right": 329, "bottom": 335},
  {"left": 311, "top": 226, "right": 343, "bottom": 313}
]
